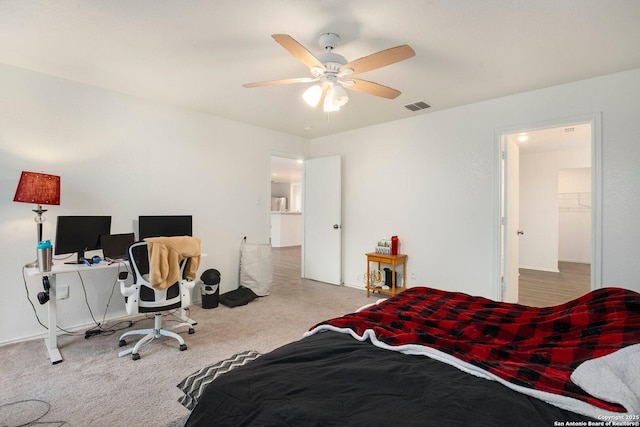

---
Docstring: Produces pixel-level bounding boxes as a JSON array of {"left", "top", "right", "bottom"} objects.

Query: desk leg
[
  {"left": 402, "top": 261, "right": 406, "bottom": 292},
  {"left": 366, "top": 258, "right": 370, "bottom": 297},
  {"left": 391, "top": 262, "right": 396, "bottom": 295},
  {"left": 44, "top": 275, "right": 63, "bottom": 364}
]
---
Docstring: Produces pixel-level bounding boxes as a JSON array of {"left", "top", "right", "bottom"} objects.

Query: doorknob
[
  {"left": 517, "top": 230, "right": 524, "bottom": 235},
  {"left": 333, "top": 224, "right": 341, "bottom": 229}
]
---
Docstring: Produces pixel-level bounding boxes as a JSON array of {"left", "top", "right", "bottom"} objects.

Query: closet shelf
[{"left": 558, "top": 192, "right": 591, "bottom": 211}]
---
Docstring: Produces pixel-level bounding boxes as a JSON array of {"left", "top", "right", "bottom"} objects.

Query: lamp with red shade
[{"left": 13, "top": 171, "right": 61, "bottom": 247}]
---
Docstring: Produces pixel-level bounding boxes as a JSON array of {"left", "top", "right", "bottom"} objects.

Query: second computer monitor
[{"left": 138, "top": 215, "right": 193, "bottom": 240}]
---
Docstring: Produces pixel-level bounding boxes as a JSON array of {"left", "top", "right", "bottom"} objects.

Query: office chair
[{"left": 118, "top": 241, "right": 196, "bottom": 360}]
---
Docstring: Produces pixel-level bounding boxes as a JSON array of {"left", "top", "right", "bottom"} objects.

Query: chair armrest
[
  {"left": 119, "top": 272, "right": 137, "bottom": 298},
  {"left": 121, "top": 284, "right": 137, "bottom": 298},
  {"left": 180, "top": 279, "right": 196, "bottom": 291},
  {"left": 118, "top": 272, "right": 140, "bottom": 315},
  {"left": 180, "top": 279, "right": 195, "bottom": 308}
]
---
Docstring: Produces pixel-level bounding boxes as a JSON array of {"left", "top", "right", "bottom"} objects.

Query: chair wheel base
[
  {"left": 119, "top": 339, "right": 126, "bottom": 347},
  {"left": 180, "top": 344, "right": 187, "bottom": 351},
  {"left": 132, "top": 353, "right": 140, "bottom": 360},
  {"left": 188, "top": 328, "right": 195, "bottom": 334}
]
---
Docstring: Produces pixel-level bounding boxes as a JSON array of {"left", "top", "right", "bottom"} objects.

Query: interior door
[
  {"left": 504, "top": 138, "right": 520, "bottom": 302},
  {"left": 303, "top": 155, "right": 342, "bottom": 285}
]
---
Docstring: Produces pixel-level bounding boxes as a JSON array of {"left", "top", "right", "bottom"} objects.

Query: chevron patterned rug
[{"left": 177, "top": 350, "right": 262, "bottom": 410}]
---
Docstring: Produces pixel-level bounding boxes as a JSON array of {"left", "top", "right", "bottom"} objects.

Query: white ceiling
[
  {"left": 1, "top": 1, "right": 640, "bottom": 139},
  {"left": 271, "top": 156, "right": 304, "bottom": 184}
]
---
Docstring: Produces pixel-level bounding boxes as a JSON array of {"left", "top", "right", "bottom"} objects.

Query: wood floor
[
  {"left": 272, "top": 245, "right": 302, "bottom": 285},
  {"left": 518, "top": 262, "right": 591, "bottom": 307},
  {"left": 273, "top": 246, "right": 591, "bottom": 307}
]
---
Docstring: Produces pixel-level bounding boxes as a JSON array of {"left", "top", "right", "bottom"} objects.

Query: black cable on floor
[{"left": 0, "top": 399, "right": 67, "bottom": 426}]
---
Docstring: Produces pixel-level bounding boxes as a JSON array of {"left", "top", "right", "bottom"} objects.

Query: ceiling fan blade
[
  {"left": 319, "top": 85, "right": 329, "bottom": 107},
  {"left": 346, "top": 78, "right": 402, "bottom": 99},
  {"left": 341, "top": 45, "right": 415, "bottom": 75},
  {"left": 243, "top": 77, "right": 316, "bottom": 88},
  {"left": 272, "top": 34, "right": 325, "bottom": 70}
]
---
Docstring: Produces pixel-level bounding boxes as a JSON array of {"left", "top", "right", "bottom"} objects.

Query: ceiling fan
[{"left": 243, "top": 33, "right": 415, "bottom": 112}]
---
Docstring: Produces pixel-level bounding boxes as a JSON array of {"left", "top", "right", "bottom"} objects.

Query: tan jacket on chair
[{"left": 145, "top": 236, "right": 201, "bottom": 290}]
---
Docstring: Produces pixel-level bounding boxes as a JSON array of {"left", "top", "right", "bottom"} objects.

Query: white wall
[
  {"left": 2, "top": 63, "right": 640, "bottom": 346},
  {"left": 519, "top": 148, "right": 591, "bottom": 271},
  {"left": 558, "top": 168, "right": 592, "bottom": 263},
  {"left": 270, "top": 212, "right": 302, "bottom": 247},
  {"left": 309, "top": 68, "right": 640, "bottom": 299},
  {"left": 0, "top": 63, "right": 307, "bottom": 345}
]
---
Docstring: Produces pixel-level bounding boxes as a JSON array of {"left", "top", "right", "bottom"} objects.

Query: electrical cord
[
  {"left": 100, "top": 261, "right": 128, "bottom": 325},
  {"left": 0, "top": 399, "right": 67, "bottom": 426},
  {"left": 77, "top": 271, "right": 100, "bottom": 326},
  {"left": 84, "top": 260, "right": 142, "bottom": 338},
  {"left": 364, "top": 270, "right": 384, "bottom": 285},
  {"left": 52, "top": 253, "right": 74, "bottom": 262},
  {"left": 21, "top": 263, "right": 134, "bottom": 338},
  {"left": 84, "top": 319, "right": 134, "bottom": 339},
  {"left": 21, "top": 266, "right": 48, "bottom": 330},
  {"left": 82, "top": 261, "right": 136, "bottom": 338},
  {"left": 21, "top": 266, "right": 87, "bottom": 336}
]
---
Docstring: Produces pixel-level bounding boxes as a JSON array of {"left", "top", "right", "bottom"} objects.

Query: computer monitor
[
  {"left": 138, "top": 215, "right": 193, "bottom": 240},
  {"left": 54, "top": 216, "right": 112, "bottom": 264}
]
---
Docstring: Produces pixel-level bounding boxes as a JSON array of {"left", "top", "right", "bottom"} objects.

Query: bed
[{"left": 182, "top": 286, "right": 640, "bottom": 426}]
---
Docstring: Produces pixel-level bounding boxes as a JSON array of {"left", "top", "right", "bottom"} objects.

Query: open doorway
[
  {"left": 500, "top": 116, "right": 601, "bottom": 306},
  {"left": 270, "top": 155, "right": 304, "bottom": 280},
  {"left": 269, "top": 154, "right": 343, "bottom": 285}
]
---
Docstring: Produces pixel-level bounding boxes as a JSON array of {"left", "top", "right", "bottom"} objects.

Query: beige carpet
[{"left": 0, "top": 277, "right": 372, "bottom": 426}]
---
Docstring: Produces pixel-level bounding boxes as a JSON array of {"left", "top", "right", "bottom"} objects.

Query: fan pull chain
[{"left": 325, "top": 111, "right": 332, "bottom": 129}]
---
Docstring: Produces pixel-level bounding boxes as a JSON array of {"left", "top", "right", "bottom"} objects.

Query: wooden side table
[{"left": 365, "top": 252, "right": 407, "bottom": 297}]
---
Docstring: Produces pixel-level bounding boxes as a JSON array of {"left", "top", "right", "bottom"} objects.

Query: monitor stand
[{"left": 65, "top": 251, "right": 86, "bottom": 265}]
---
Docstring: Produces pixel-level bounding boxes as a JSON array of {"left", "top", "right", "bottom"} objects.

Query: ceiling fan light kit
[
  {"left": 302, "top": 84, "right": 323, "bottom": 107},
  {"left": 329, "top": 84, "right": 349, "bottom": 107},
  {"left": 304, "top": 80, "right": 350, "bottom": 111},
  {"left": 322, "top": 83, "right": 347, "bottom": 112},
  {"left": 243, "top": 33, "right": 415, "bottom": 113}
]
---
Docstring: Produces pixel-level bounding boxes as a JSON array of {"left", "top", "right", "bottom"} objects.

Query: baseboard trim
[
  {"left": 519, "top": 265, "right": 560, "bottom": 273},
  {"left": 0, "top": 312, "right": 134, "bottom": 347},
  {"left": 558, "top": 259, "right": 591, "bottom": 265}
]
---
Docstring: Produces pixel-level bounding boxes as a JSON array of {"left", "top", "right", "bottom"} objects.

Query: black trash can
[
  {"left": 201, "top": 269, "right": 221, "bottom": 309},
  {"left": 384, "top": 267, "right": 398, "bottom": 288}
]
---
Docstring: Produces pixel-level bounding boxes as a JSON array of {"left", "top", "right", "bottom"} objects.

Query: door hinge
[{"left": 501, "top": 150, "right": 505, "bottom": 160}]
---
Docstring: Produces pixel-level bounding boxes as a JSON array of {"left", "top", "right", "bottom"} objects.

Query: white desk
[{"left": 25, "top": 261, "right": 123, "bottom": 364}]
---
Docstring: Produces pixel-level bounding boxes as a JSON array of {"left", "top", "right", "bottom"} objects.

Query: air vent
[
  {"left": 404, "top": 101, "right": 431, "bottom": 111},
  {"left": 564, "top": 127, "right": 575, "bottom": 132}
]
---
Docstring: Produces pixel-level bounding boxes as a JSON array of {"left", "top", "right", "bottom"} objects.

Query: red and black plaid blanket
[{"left": 309, "top": 286, "right": 640, "bottom": 413}]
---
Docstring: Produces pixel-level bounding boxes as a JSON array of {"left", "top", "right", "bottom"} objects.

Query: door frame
[
  {"left": 495, "top": 112, "right": 603, "bottom": 301},
  {"left": 268, "top": 151, "right": 305, "bottom": 251},
  {"left": 501, "top": 135, "right": 520, "bottom": 302}
]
